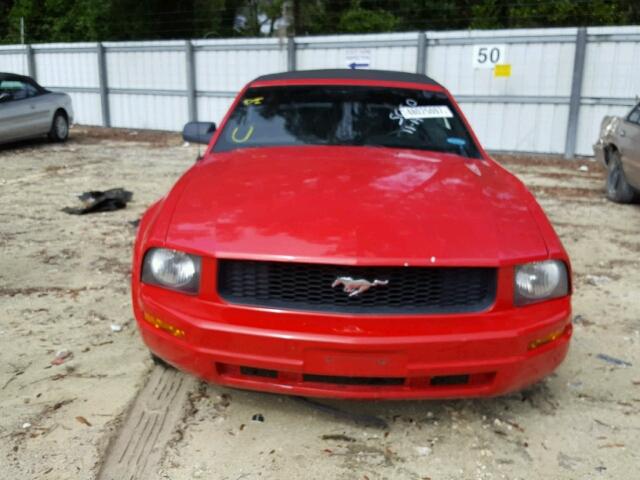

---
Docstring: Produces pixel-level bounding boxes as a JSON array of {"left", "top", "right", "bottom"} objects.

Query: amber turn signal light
[
  {"left": 143, "top": 312, "right": 185, "bottom": 338},
  {"left": 528, "top": 326, "right": 569, "bottom": 350}
]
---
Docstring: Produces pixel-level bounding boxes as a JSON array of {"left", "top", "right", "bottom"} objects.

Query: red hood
[{"left": 165, "top": 146, "right": 548, "bottom": 266}]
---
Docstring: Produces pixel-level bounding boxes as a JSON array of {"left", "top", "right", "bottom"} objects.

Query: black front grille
[{"left": 217, "top": 260, "right": 497, "bottom": 314}]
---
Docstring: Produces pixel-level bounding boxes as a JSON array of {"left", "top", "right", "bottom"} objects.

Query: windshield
[{"left": 213, "top": 85, "right": 481, "bottom": 158}]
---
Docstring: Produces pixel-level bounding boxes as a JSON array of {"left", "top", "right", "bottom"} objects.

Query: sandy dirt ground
[{"left": 0, "top": 128, "right": 639, "bottom": 480}]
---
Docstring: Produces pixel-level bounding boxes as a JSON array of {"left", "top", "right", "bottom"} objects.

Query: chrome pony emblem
[{"left": 332, "top": 277, "right": 389, "bottom": 297}]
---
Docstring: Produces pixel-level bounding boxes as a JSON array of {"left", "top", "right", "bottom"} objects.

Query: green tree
[
  {"left": 509, "top": 0, "right": 619, "bottom": 28},
  {"left": 6, "top": 0, "right": 46, "bottom": 43},
  {"left": 45, "top": 0, "right": 110, "bottom": 41},
  {"left": 235, "top": 0, "right": 286, "bottom": 37},
  {"left": 3, "top": 0, "right": 640, "bottom": 44},
  {"left": 337, "top": 1, "right": 398, "bottom": 33},
  {"left": 3, "top": 0, "right": 243, "bottom": 42},
  {"left": 470, "top": 0, "right": 623, "bottom": 29},
  {"left": 0, "top": 0, "right": 11, "bottom": 41},
  {"left": 7, "top": 0, "right": 115, "bottom": 42}
]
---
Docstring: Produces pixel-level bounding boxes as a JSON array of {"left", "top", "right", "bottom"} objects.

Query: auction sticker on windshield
[{"left": 399, "top": 105, "right": 454, "bottom": 119}]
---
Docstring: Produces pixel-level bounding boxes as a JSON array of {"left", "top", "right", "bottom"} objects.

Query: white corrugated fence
[{"left": 2, "top": 26, "right": 640, "bottom": 157}]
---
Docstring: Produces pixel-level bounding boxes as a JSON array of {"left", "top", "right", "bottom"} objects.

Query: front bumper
[{"left": 134, "top": 285, "right": 572, "bottom": 399}]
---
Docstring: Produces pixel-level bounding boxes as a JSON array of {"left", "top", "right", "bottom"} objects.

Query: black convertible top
[
  {"left": 253, "top": 69, "right": 442, "bottom": 88},
  {"left": 0, "top": 72, "right": 46, "bottom": 92},
  {"left": 1, "top": 72, "right": 34, "bottom": 82}
]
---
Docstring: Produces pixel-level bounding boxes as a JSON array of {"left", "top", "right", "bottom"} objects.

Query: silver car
[
  {"left": 0, "top": 72, "right": 73, "bottom": 145},
  {"left": 593, "top": 102, "right": 640, "bottom": 203}
]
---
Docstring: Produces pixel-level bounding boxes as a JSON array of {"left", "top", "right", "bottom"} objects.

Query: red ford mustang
[{"left": 132, "top": 69, "right": 572, "bottom": 399}]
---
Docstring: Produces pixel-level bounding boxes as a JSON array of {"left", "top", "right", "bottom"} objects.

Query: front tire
[
  {"left": 151, "top": 353, "right": 174, "bottom": 369},
  {"left": 49, "top": 111, "right": 69, "bottom": 142},
  {"left": 606, "top": 150, "right": 636, "bottom": 203}
]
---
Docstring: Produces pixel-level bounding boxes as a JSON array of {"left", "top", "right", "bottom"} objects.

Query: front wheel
[
  {"left": 48, "top": 112, "right": 69, "bottom": 142},
  {"left": 606, "top": 150, "right": 636, "bottom": 203},
  {"left": 151, "top": 353, "right": 174, "bottom": 369}
]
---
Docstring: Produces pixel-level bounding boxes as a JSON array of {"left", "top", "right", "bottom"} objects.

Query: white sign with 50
[{"left": 472, "top": 45, "right": 507, "bottom": 68}]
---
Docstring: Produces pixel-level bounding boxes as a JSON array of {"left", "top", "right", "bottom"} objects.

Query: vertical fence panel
[
  {"left": 575, "top": 26, "right": 640, "bottom": 155},
  {"left": 192, "top": 38, "right": 287, "bottom": 124},
  {"left": 104, "top": 41, "right": 188, "bottom": 131},
  {"left": 0, "top": 45, "right": 30, "bottom": 75},
  {"left": 427, "top": 28, "right": 576, "bottom": 154},
  {"left": 427, "top": 28, "right": 576, "bottom": 96},
  {"left": 31, "top": 43, "right": 102, "bottom": 126},
  {"left": 105, "top": 41, "right": 186, "bottom": 90},
  {"left": 296, "top": 33, "right": 418, "bottom": 72}
]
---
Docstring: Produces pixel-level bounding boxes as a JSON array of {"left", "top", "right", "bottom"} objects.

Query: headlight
[
  {"left": 141, "top": 248, "right": 201, "bottom": 293},
  {"left": 514, "top": 260, "right": 568, "bottom": 305}
]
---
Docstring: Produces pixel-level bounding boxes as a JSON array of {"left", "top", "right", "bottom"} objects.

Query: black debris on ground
[
  {"left": 596, "top": 354, "right": 632, "bottom": 367},
  {"left": 251, "top": 413, "right": 265, "bottom": 422},
  {"left": 62, "top": 188, "right": 133, "bottom": 215}
]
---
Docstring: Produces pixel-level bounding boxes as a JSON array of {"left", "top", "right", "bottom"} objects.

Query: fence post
[
  {"left": 416, "top": 31, "right": 427, "bottom": 75},
  {"left": 287, "top": 36, "right": 296, "bottom": 71},
  {"left": 25, "top": 44, "right": 36, "bottom": 79},
  {"left": 564, "top": 27, "right": 587, "bottom": 159},
  {"left": 185, "top": 40, "right": 197, "bottom": 122},
  {"left": 96, "top": 42, "right": 110, "bottom": 128}
]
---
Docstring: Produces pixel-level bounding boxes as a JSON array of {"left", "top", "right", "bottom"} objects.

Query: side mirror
[
  {"left": 182, "top": 121, "right": 216, "bottom": 144},
  {"left": 0, "top": 92, "right": 12, "bottom": 103}
]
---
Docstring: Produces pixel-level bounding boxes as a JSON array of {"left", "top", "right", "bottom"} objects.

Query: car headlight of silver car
[
  {"left": 141, "top": 248, "right": 201, "bottom": 294},
  {"left": 514, "top": 260, "right": 568, "bottom": 305}
]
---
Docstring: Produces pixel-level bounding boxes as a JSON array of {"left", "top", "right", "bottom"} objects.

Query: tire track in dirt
[{"left": 97, "top": 366, "right": 196, "bottom": 480}]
